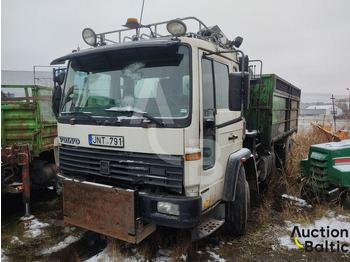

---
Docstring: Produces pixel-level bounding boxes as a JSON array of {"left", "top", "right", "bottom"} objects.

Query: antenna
[
  {"left": 331, "top": 94, "right": 337, "bottom": 131},
  {"left": 139, "top": 0, "right": 146, "bottom": 24}
]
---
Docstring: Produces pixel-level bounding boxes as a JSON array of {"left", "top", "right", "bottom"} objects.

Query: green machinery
[
  {"left": 1, "top": 85, "right": 58, "bottom": 215},
  {"left": 244, "top": 74, "right": 300, "bottom": 172},
  {"left": 300, "top": 140, "right": 350, "bottom": 199}
]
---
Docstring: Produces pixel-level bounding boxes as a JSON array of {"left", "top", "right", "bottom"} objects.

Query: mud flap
[{"left": 63, "top": 179, "right": 156, "bottom": 243}]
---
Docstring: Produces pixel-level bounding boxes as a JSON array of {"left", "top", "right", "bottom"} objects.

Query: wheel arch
[{"left": 223, "top": 148, "right": 258, "bottom": 202}]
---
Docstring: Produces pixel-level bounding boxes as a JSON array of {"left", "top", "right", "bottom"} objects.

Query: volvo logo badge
[
  {"left": 100, "top": 160, "right": 110, "bottom": 175},
  {"left": 59, "top": 136, "right": 80, "bottom": 145}
]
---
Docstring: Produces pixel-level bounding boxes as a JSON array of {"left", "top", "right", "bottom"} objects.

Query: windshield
[{"left": 60, "top": 45, "right": 191, "bottom": 127}]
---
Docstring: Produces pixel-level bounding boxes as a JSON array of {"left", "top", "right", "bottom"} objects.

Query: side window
[
  {"left": 202, "top": 59, "right": 215, "bottom": 117},
  {"left": 201, "top": 58, "right": 215, "bottom": 170},
  {"left": 214, "top": 61, "right": 229, "bottom": 109}
]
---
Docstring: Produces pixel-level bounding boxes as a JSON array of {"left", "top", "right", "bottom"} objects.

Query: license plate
[{"left": 89, "top": 134, "right": 124, "bottom": 148}]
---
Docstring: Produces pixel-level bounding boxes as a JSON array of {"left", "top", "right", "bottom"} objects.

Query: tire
[{"left": 223, "top": 165, "right": 249, "bottom": 236}]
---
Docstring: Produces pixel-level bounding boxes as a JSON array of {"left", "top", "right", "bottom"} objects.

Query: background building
[{"left": 300, "top": 105, "right": 343, "bottom": 117}]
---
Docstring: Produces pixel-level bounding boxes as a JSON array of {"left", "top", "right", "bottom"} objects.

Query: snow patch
[
  {"left": 154, "top": 248, "right": 172, "bottom": 262},
  {"left": 42, "top": 233, "right": 84, "bottom": 255},
  {"left": 10, "top": 236, "right": 23, "bottom": 245},
  {"left": 20, "top": 215, "right": 34, "bottom": 221},
  {"left": 282, "top": 194, "right": 312, "bottom": 208},
  {"left": 1, "top": 249, "right": 9, "bottom": 262},
  {"left": 84, "top": 243, "right": 219, "bottom": 262},
  {"left": 207, "top": 250, "right": 226, "bottom": 262},
  {"left": 278, "top": 211, "right": 350, "bottom": 250},
  {"left": 84, "top": 248, "right": 113, "bottom": 262},
  {"left": 278, "top": 235, "right": 299, "bottom": 250},
  {"left": 23, "top": 218, "right": 49, "bottom": 238}
]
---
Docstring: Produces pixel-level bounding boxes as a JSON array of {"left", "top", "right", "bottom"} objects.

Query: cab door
[{"left": 200, "top": 52, "right": 243, "bottom": 210}]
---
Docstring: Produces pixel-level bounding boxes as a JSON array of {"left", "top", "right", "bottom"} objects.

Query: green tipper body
[
  {"left": 1, "top": 85, "right": 57, "bottom": 157},
  {"left": 301, "top": 140, "right": 350, "bottom": 190},
  {"left": 244, "top": 74, "right": 300, "bottom": 149}
]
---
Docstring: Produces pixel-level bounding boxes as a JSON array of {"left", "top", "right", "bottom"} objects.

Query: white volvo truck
[{"left": 51, "top": 17, "right": 300, "bottom": 243}]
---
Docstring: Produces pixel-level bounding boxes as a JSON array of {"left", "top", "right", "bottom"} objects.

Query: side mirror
[
  {"left": 53, "top": 72, "right": 65, "bottom": 86},
  {"left": 52, "top": 72, "right": 65, "bottom": 117},
  {"left": 229, "top": 72, "right": 250, "bottom": 111},
  {"left": 239, "top": 55, "right": 249, "bottom": 72}
]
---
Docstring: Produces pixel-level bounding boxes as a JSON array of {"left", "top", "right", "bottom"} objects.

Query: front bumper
[
  {"left": 139, "top": 191, "right": 202, "bottom": 228},
  {"left": 61, "top": 176, "right": 201, "bottom": 244}
]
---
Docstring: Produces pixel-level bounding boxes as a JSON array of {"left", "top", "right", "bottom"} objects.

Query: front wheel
[{"left": 223, "top": 165, "right": 249, "bottom": 236}]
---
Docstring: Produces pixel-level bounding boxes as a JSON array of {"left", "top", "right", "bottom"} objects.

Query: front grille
[
  {"left": 60, "top": 145, "right": 184, "bottom": 194},
  {"left": 309, "top": 152, "right": 329, "bottom": 189}
]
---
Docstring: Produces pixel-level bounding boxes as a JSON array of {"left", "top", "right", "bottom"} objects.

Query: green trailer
[
  {"left": 245, "top": 74, "right": 300, "bottom": 149},
  {"left": 300, "top": 139, "right": 350, "bottom": 204},
  {"left": 244, "top": 74, "right": 301, "bottom": 171},
  {"left": 1, "top": 85, "right": 58, "bottom": 215},
  {"left": 1, "top": 85, "right": 57, "bottom": 156}
]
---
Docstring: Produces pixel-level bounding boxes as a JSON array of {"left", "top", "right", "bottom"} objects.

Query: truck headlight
[{"left": 157, "top": 201, "right": 180, "bottom": 216}]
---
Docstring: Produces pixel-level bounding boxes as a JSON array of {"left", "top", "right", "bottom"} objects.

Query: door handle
[{"left": 228, "top": 134, "right": 239, "bottom": 141}]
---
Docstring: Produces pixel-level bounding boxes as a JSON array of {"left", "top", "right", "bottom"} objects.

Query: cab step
[{"left": 195, "top": 218, "right": 224, "bottom": 240}]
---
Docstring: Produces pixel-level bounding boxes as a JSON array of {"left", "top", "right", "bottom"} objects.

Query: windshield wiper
[
  {"left": 105, "top": 108, "right": 166, "bottom": 127},
  {"left": 61, "top": 111, "right": 100, "bottom": 124}
]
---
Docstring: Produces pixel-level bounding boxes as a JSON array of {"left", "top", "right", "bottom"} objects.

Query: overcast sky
[{"left": 2, "top": 0, "right": 350, "bottom": 95}]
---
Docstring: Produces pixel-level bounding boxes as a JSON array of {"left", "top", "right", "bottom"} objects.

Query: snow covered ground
[
  {"left": 1, "top": 214, "right": 84, "bottom": 261},
  {"left": 22, "top": 218, "right": 49, "bottom": 238},
  {"left": 41, "top": 233, "right": 84, "bottom": 255},
  {"left": 82, "top": 210, "right": 350, "bottom": 261},
  {"left": 278, "top": 211, "right": 350, "bottom": 251},
  {"left": 2, "top": 209, "right": 350, "bottom": 262},
  {"left": 84, "top": 245, "right": 226, "bottom": 262},
  {"left": 2, "top": 176, "right": 350, "bottom": 262}
]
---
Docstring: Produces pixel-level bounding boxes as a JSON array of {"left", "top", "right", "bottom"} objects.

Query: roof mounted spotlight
[
  {"left": 166, "top": 19, "right": 187, "bottom": 37},
  {"left": 82, "top": 28, "right": 97, "bottom": 47},
  {"left": 123, "top": 18, "right": 141, "bottom": 29},
  {"left": 230, "top": 36, "right": 243, "bottom": 48}
]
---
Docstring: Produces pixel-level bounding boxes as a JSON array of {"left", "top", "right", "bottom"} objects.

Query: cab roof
[{"left": 51, "top": 38, "right": 176, "bottom": 65}]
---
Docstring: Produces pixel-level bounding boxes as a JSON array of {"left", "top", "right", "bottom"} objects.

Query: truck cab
[{"left": 51, "top": 17, "right": 298, "bottom": 243}]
